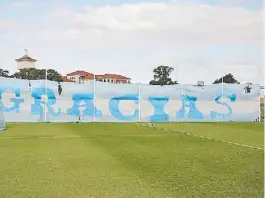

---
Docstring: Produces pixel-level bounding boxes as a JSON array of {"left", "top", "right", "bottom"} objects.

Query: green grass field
[{"left": 0, "top": 123, "right": 263, "bottom": 198}]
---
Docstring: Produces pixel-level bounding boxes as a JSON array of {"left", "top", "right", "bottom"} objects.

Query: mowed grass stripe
[
  {"left": 0, "top": 124, "right": 167, "bottom": 198},
  {"left": 2, "top": 123, "right": 263, "bottom": 150},
  {"left": 3, "top": 123, "right": 168, "bottom": 137},
  {"left": 140, "top": 124, "right": 264, "bottom": 150},
  {"left": 83, "top": 125, "right": 264, "bottom": 198},
  {"left": 155, "top": 122, "right": 264, "bottom": 148},
  {"left": 0, "top": 123, "right": 263, "bottom": 198},
  {"left": 0, "top": 134, "right": 178, "bottom": 140}
]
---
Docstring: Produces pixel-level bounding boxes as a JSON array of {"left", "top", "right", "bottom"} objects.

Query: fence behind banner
[{"left": 0, "top": 77, "right": 260, "bottom": 123}]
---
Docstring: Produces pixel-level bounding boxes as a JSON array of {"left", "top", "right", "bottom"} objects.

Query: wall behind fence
[{"left": 0, "top": 77, "right": 260, "bottom": 122}]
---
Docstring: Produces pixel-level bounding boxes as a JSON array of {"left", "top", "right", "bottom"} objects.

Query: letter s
[{"left": 210, "top": 94, "right": 236, "bottom": 120}]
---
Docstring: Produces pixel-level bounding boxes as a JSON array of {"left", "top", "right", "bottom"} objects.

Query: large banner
[{"left": 0, "top": 77, "right": 260, "bottom": 122}]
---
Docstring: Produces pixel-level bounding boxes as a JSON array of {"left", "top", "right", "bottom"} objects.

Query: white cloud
[
  {"left": 217, "top": 0, "right": 263, "bottom": 7},
  {"left": 0, "top": 19, "right": 18, "bottom": 29},
  {"left": 1, "top": 1, "right": 263, "bottom": 84},
  {"left": 10, "top": 2, "right": 262, "bottom": 46},
  {"left": 8, "top": 1, "right": 32, "bottom": 8}
]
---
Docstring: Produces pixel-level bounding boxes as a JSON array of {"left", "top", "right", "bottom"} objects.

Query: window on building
[{"left": 103, "top": 79, "right": 106, "bottom": 82}]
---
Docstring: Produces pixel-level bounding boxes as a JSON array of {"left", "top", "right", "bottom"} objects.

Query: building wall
[
  {"left": 99, "top": 78, "right": 127, "bottom": 83},
  {"left": 67, "top": 74, "right": 130, "bottom": 84},
  {"left": 17, "top": 61, "right": 35, "bottom": 70},
  {"left": 67, "top": 75, "right": 81, "bottom": 83}
]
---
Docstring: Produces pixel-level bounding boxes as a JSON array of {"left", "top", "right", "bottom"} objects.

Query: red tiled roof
[
  {"left": 95, "top": 75, "right": 104, "bottom": 78},
  {"left": 15, "top": 55, "right": 37, "bottom": 62},
  {"left": 62, "top": 76, "right": 74, "bottom": 82},
  {"left": 66, "top": 71, "right": 130, "bottom": 81},
  {"left": 96, "top": 74, "right": 130, "bottom": 80},
  {"left": 84, "top": 75, "right": 94, "bottom": 80},
  {"left": 66, "top": 70, "right": 94, "bottom": 76}
]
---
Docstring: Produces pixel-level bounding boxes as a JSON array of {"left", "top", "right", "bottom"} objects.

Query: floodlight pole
[
  {"left": 181, "top": 84, "right": 184, "bottom": 123},
  {"left": 138, "top": 83, "right": 141, "bottom": 123},
  {"left": 44, "top": 68, "right": 48, "bottom": 122},
  {"left": 257, "top": 66, "right": 260, "bottom": 121},
  {"left": 175, "top": 64, "right": 179, "bottom": 83},
  {"left": 176, "top": 63, "right": 183, "bottom": 123},
  {"left": 221, "top": 72, "right": 224, "bottom": 123},
  {"left": 93, "top": 74, "right": 96, "bottom": 123}
]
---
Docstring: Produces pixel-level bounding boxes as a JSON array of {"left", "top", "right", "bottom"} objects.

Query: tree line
[
  {"left": 0, "top": 68, "right": 62, "bottom": 82},
  {"left": 149, "top": 65, "right": 240, "bottom": 86},
  {"left": 0, "top": 65, "right": 240, "bottom": 85}
]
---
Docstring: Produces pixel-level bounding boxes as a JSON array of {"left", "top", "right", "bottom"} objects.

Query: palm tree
[{"left": 0, "top": 69, "right": 9, "bottom": 77}]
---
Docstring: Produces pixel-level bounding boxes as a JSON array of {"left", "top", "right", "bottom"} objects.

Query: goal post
[{"left": 0, "top": 108, "right": 6, "bottom": 131}]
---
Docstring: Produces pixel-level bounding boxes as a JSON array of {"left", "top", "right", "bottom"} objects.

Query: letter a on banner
[
  {"left": 67, "top": 93, "right": 102, "bottom": 117},
  {"left": 176, "top": 95, "right": 203, "bottom": 119}
]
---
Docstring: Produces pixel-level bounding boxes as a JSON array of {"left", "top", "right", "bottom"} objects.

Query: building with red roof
[
  {"left": 14, "top": 50, "right": 131, "bottom": 83},
  {"left": 63, "top": 71, "right": 131, "bottom": 84},
  {"left": 15, "top": 49, "right": 37, "bottom": 70},
  {"left": 61, "top": 76, "right": 75, "bottom": 82}
]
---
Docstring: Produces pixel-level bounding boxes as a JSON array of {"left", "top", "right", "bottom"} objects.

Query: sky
[{"left": 0, "top": 0, "right": 263, "bottom": 84}]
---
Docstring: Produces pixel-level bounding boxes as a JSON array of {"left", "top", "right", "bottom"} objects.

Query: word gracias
[{"left": 0, "top": 87, "right": 236, "bottom": 121}]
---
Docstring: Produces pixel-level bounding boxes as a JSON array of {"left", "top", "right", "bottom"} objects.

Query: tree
[
  {"left": 10, "top": 68, "right": 62, "bottom": 82},
  {"left": 149, "top": 65, "right": 178, "bottom": 86},
  {"left": 46, "top": 69, "right": 62, "bottom": 82},
  {"left": 213, "top": 73, "right": 240, "bottom": 84},
  {"left": 11, "top": 68, "right": 39, "bottom": 80},
  {"left": 0, "top": 69, "right": 9, "bottom": 77}
]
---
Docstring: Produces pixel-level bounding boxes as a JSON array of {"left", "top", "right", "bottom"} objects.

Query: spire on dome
[
  {"left": 24, "top": 49, "right": 28, "bottom": 56},
  {"left": 15, "top": 49, "right": 37, "bottom": 63}
]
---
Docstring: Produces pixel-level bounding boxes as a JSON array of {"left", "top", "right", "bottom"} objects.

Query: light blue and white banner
[{"left": 0, "top": 77, "right": 260, "bottom": 122}]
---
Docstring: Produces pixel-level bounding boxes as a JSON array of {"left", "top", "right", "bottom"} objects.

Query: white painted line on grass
[
  {"left": 140, "top": 124, "right": 264, "bottom": 151},
  {"left": 0, "top": 134, "right": 179, "bottom": 140}
]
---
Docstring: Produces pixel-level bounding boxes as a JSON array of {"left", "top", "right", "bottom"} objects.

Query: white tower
[{"left": 15, "top": 49, "right": 37, "bottom": 70}]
